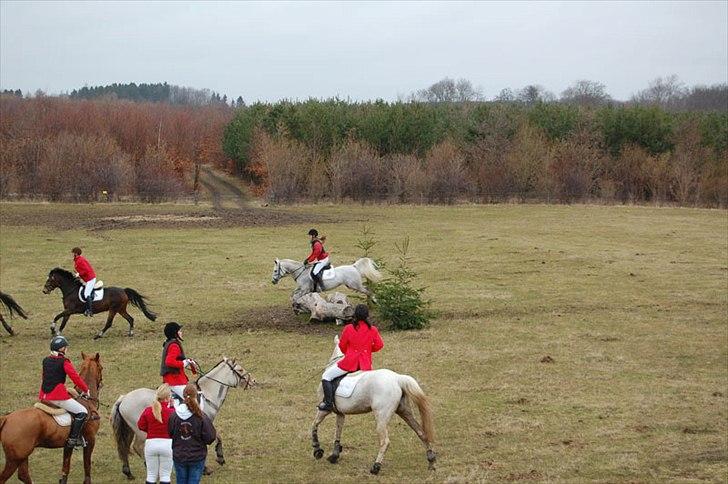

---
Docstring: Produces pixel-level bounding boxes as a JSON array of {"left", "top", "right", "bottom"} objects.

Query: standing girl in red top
[
  {"left": 137, "top": 384, "right": 175, "bottom": 484},
  {"left": 160, "top": 322, "right": 200, "bottom": 403},
  {"left": 39, "top": 335, "right": 91, "bottom": 448},
  {"left": 305, "top": 229, "right": 330, "bottom": 292},
  {"left": 318, "top": 304, "right": 384, "bottom": 411},
  {"left": 72, "top": 247, "right": 96, "bottom": 317}
]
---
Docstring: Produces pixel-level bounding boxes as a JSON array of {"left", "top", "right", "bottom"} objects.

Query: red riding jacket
[
  {"left": 38, "top": 354, "right": 89, "bottom": 401},
  {"left": 306, "top": 239, "right": 329, "bottom": 263},
  {"left": 137, "top": 401, "right": 174, "bottom": 439},
  {"left": 74, "top": 255, "right": 96, "bottom": 282},
  {"left": 162, "top": 341, "right": 189, "bottom": 386},
  {"left": 336, "top": 322, "right": 384, "bottom": 372}
]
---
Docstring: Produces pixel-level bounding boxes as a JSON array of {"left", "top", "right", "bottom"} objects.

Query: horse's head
[
  {"left": 78, "top": 352, "right": 103, "bottom": 399},
  {"left": 326, "top": 335, "right": 344, "bottom": 367},
  {"left": 43, "top": 268, "right": 76, "bottom": 294},
  {"left": 272, "top": 259, "right": 283, "bottom": 285},
  {"left": 215, "top": 357, "right": 256, "bottom": 389}
]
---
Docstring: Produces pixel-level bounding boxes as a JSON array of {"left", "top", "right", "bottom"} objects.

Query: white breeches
[
  {"left": 48, "top": 398, "right": 87, "bottom": 415},
  {"left": 313, "top": 257, "right": 330, "bottom": 276},
  {"left": 84, "top": 278, "right": 96, "bottom": 298},
  {"left": 170, "top": 384, "right": 186, "bottom": 400},
  {"left": 322, "top": 364, "right": 348, "bottom": 381},
  {"left": 144, "top": 438, "right": 173, "bottom": 482}
]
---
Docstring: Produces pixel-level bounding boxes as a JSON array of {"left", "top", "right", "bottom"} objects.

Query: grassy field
[{"left": 0, "top": 202, "right": 726, "bottom": 483}]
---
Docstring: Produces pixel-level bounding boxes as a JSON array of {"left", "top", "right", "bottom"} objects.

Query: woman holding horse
[
  {"left": 137, "top": 384, "right": 174, "bottom": 484},
  {"left": 318, "top": 304, "right": 384, "bottom": 411},
  {"left": 305, "top": 228, "right": 330, "bottom": 293},
  {"left": 168, "top": 384, "right": 217, "bottom": 484},
  {"left": 161, "top": 322, "right": 200, "bottom": 403},
  {"left": 40, "top": 335, "right": 91, "bottom": 448},
  {"left": 72, "top": 247, "right": 96, "bottom": 317}
]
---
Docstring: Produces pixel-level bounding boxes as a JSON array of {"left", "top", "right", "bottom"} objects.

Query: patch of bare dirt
[
  {"left": 540, "top": 355, "right": 555, "bottom": 363},
  {"left": 207, "top": 305, "right": 342, "bottom": 336},
  {"left": 503, "top": 469, "right": 543, "bottom": 481}
]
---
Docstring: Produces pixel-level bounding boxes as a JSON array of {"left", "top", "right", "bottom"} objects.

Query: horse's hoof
[
  {"left": 313, "top": 448, "right": 324, "bottom": 459},
  {"left": 327, "top": 454, "right": 339, "bottom": 464},
  {"left": 93, "top": 334, "right": 101, "bottom": 340},
  {"left": 216, "top": 457, "right": 226, "bottom": 466},
  {"left": 203, "top": 465, "right": 213, "bottom": 475},
  {"left": 370, "top": 462, "right": 381, "bottom": 475},
  {"left": 127, "top": 331, "right": 134, "bottom": 337}
]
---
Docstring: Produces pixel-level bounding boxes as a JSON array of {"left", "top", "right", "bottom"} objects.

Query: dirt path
[{"left": 198, "top": 165, "right": 248, "bottom": 210}]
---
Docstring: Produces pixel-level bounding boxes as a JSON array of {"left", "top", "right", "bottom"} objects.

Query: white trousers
[
  {"left": 144, "top": 438, "right": 173, "bottom": 482},
  {"left": 84, "top": 278, "right": 96, "bottom": 299},
  {"left": 322, "top": 364, "right": 348, "bottom": 381},
  {"left": 48, "top": 398, "right": 87, "bottom": 415},
  {"left": 312, "top": 257, "right": 330, "bottom": 276}
]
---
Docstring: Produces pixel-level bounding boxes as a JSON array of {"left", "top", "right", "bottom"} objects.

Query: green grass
[{"left": 1, "top": 202, "right": 726, "bottom": 483}]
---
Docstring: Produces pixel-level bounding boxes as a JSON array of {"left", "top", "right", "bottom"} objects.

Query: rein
[
  {"left": 291, "top": 263, "right": 308, "bottom": 282},
  {"left": 194, "top": 359, "right": 252, "bottom": 413}
]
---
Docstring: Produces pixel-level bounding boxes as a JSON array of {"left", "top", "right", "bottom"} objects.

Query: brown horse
[
  {"left": 0, "top": 352, "right": 103, "bottom": 484},
  {"left": 0, "top": 291, "right": 28, "bottom": 336},
  {"left": 43, "top": 268, "right": 156, "bottom": 339}
]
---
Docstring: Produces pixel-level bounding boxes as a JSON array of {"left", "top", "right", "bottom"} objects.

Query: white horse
[
  {"left": 110, "top": 358, "right": 255, "bottom": 479},
  {"left": 272, "top": 257, "right": 382, "bottom": 299},
  {"left": 311, "top": 336, "right": 436, "bottom": 475}
]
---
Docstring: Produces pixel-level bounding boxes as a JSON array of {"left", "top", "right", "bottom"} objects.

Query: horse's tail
[
  {"left": 111, "top": 394, "right": 134, "bottom": 462},
  {"left": 399, "top": 375, "right": 435, "bottom": 444},
  {"left": 124, "top": 288, "right": 157, "bottom": 321},
  {"left": 0, "top": 291, "right": 28, "bottom": 319},
  {"left": 353, "top": 257, "right": 382, "bottom": 283}
]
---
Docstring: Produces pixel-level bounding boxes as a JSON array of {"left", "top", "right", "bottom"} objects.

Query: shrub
[{"left": 373, "top": 237, "right": 430, "bottom": 330}]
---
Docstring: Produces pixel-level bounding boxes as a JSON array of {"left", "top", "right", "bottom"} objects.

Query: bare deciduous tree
[
  {"left": 561, "top": 80, "right": 611, "bottom": 107},
  {"left": 631, "top": 75, "right": 687, "bottom": 107},
  {"left": 413, "top": 77, "right": 483, "bottom": 103},
  {"left": 517, "top": 85, "right": 555, "bottom": 106}
]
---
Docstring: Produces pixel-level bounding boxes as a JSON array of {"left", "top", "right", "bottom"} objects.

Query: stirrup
[
  {"left": 317, "top": 401, "right": 333, "bottom": 411},
  {"left": 66, "top": 436, "right": 87, "bottom": 448}
]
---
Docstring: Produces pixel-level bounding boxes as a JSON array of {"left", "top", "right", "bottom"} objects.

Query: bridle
[
  {"left": 196, "top": 359, "right": 253, "bottom": 391},
  {"left": 275, "top": 260, "right": 308, "bottom": 283}
]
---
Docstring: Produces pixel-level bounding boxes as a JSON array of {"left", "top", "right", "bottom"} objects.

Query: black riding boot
[
  {"left": 317, "top": 380, "right": 334, "bottom": 411},
  {"left": 66, "top": 412, "right": 88, "bottom": 448},
  {"left": 85, "top": 291, "right": 94, "bottom": 317}
]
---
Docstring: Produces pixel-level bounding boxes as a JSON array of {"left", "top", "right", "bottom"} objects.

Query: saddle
[
  {"left": 33, "top": 389, "right": 99, "bottom": 426},
  {"left": 77, "top": 281, "right": 104, "bottom": 302},
  {"left": 331, "top": 371, "right": 364, "bottom": 398}
]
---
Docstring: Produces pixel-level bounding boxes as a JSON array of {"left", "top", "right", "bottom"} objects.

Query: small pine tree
[{"left": 374, "top": 237, "right": 430, "bottom": 330}]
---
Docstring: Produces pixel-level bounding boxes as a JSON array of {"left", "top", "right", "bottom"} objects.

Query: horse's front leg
[
  {"left": 83, "top": 438, "right": 95, "bottom": 484},
  {"left": 311, "top": 410, "right": 329, "bottom": 460},
  {"left": 52, "top": 311, "right": 72, "bottom": 335},
  {"left": 327, "top": 414, "right": 345, "bottom": 463},
  {"left": 59, "top": 446, "right": 73, "bottom": 484},
  {"left": 94, "top": 310, "right": 116, "bottom": 340}
]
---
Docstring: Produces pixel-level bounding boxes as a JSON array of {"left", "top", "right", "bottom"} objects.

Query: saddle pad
[
  {"left": 322, "top": 268, "right": 336, "bottom": 280},
  {"left": 34, "top": 403, "right": 72, "bottom": 426},
  {"left": 78, "top": 286, "right": 104, "bottom": 302},
  {"left": 335, "top": 372, "right": 365, "bottom": 398}
]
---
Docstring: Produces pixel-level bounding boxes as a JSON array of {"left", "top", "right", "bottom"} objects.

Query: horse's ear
[
  {"left": 94, "top": 352, "right": 100, "bottom": 361},
  {"left": 334, "top": 335, "right": 339, "bottom": 344},
  {"left": 81, "top": 351, "right": 87, "bottom": 359},
  {"left": 223, "top": 356, "right": 228, "bottom": 362}
]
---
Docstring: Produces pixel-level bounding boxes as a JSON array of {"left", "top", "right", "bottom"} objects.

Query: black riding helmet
[
  {"left": 51, "top": 335, "right": 69, "bottom": 352},
  {"left": 164, "top": 322, "right": 183, "bottom": 340},
  {"left": 308, "top": 228, "right": 318, "bottom": 237}
]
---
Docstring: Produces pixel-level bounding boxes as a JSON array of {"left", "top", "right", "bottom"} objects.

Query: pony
[
  {"left": 272, "top": 257, "right": 382, "bottom": 299},
  {"left": 0, "top": 291, "right": 28, "bottom": 336},
  {"left": 311, "top": 336, "right": 436, "bottom": 474},
  {"left": 0, "top": 352, "right": 104, "bottom": 484},
  {"left": 110, "top": 357, "right": 255, "bottom": 479},
  {"left": 43, "top": 268, "right": 156, "bottom": 339}
]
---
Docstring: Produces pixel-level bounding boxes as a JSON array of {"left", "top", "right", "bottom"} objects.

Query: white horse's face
[{"left": 272, "top": 259, "right": 282, "bottom": 285}]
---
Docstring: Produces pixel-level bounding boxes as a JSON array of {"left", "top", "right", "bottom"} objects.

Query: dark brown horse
[
  {"left": 0, "top": 353, "right": 103, "bottom": 484},
  {"left": 43, "top": 268, "right": 156, "bottom": 339},
  {"left": 0, "top": 291, "right": 28, "bottom": 336}
]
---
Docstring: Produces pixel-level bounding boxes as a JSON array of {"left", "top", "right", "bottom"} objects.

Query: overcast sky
[{"left": 1, "top": 1, "right": 726, "bottom": 102}]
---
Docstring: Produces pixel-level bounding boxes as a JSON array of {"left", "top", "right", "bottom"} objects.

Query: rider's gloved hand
[{"left": 81, "top": 390, "right": 91, "bottom": 399}]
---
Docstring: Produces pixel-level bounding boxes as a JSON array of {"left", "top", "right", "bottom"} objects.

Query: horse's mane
[{"left": 50, "top": 267, "right": 79, "bottom": 282}]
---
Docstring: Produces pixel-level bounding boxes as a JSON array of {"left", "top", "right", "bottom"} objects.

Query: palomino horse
[
  {"left": 43, "top": 268, "right": 156, "bottom": 339},
  {"left": 111, "top": 357, "right": 255, "bottom": 479},
  {"left": 311, "top": 336, "right": 436, "bottom": 475},
  {"left": 0, "top": 291, "right": 28, "bottom": 336},
  {"left": 0, "top": 353, "right": 103, "bottom": 484},
  {"left": 272, "top": 257, "right": 382, "bottom": 299}
]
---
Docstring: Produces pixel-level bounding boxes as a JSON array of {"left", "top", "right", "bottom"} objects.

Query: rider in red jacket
[
  {"left": 72, "top": 247, "right": 96, "bottom": 317},
  {"left": 305, "top": 229, "right": 330, "bottom": 292},
  {"left": 318, "top": 304, "right": 383, "bottom": 411},
  {"left": 160, "top": 322, "right": 200, "bottom": 405},
  {"left": 39, "top": 335, "right": 91, "bottom": 448}
]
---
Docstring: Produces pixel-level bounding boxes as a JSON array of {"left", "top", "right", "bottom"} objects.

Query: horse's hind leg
[
  {"left": 396, "top": 398, "right": 436, "bottom": 469},
  {"left": 0, "top": 457, "right": 20, "bottom": 483},
  {"left": 94, "top": 310, "right": 117, "bottom": 340},
  {"left": 0, "top": 315, "right": 15, "bottom": 336},
  {"left": 327, "top": 414, "right": 345, "bottom": 463},
  {"left": 311, "top": 410, "right": 329, "bottom": 460},
  {"left": 370, "top": 407, "right": 396, "bottom": 474},
  {"left": 16, "top": 458, "right": 31, "bottom": 484},
  {"left": 119, "top": 305, "right": 134, "bottom": 337}
]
